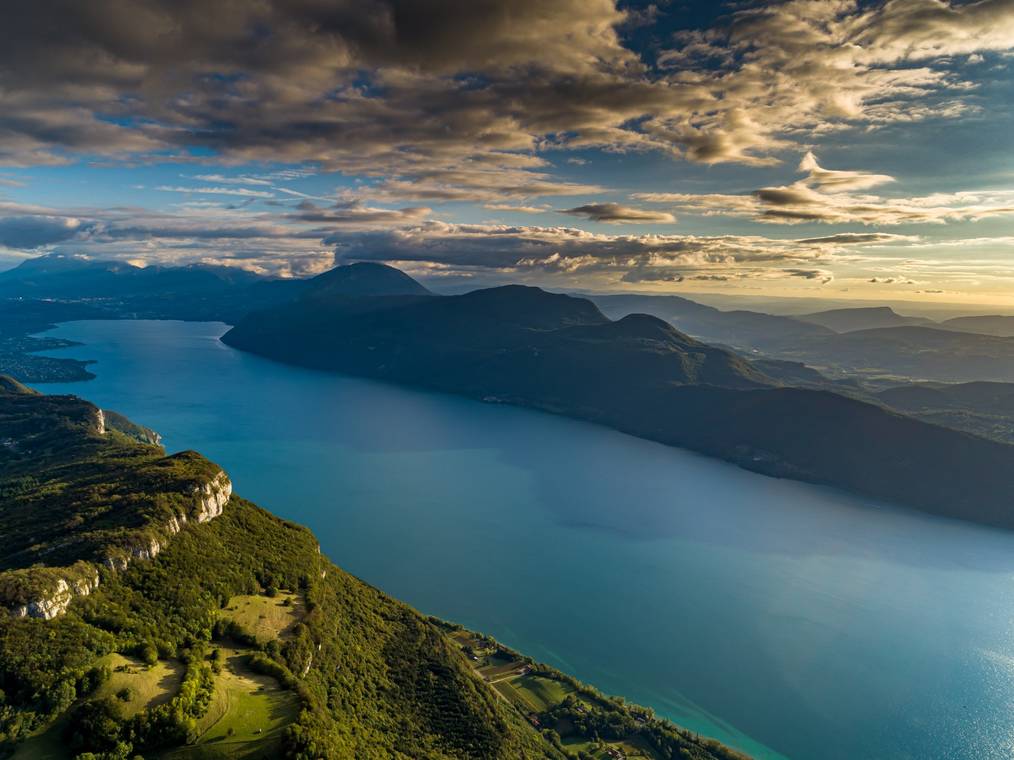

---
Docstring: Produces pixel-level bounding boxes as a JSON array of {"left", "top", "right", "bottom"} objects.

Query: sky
[{"left": 1, "top": 0, "right": 1014, "bottom": 304}]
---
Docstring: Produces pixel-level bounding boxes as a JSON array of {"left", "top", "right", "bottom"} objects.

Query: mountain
[
  {"left": 0, "top": 257, "right": 441, "bottom": 384},
  {"left": 0, "top": 255, "right": 431, "bottom": 325},
  {"left": 0, "top": 379, "right": 746, "bottom": 760},
  {"left": 588, "top": 293, "right": 831, "bottom": 352},
  {"left": 796, "top": 306, "right": 933, "bottom": 333},
  {"left": 224, "top": 285, "right": 773, "bottom": 398},
  {"left": 878, "top": 381, "right": 1014, "bottom": 415},
  {"left": 303, "top": 262, "right": 432, "bottom": 299},
  {"left": 938, "top": 315, "right": 1014, "bottom": 337},
  {"left": 0, "top": 253, "right": 304, "bottom": 323},
  {"left": 224, "top": 267, "right": 1014, "bottom": 530},
  {"left": 0, "top": 254, "right": 262, "bottom": 299}
]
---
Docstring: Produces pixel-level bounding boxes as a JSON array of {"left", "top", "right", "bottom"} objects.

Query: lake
[{"left": 37, "top": 319, "right": 1014, "bottom": 760}]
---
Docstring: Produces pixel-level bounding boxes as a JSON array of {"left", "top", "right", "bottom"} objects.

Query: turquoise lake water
[{"left": 36, "top": 319, "right": 1014, "bottom": 760}]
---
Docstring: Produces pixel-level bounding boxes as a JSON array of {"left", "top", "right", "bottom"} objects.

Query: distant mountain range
[
  {"left": 223, "top": 264, "right": 1014, "bottom": 530},
  {"left": 591, "top": 293, "right": 1014, "bottom": 383},
  {"left": 776, "top": 325, "right": 1014, "bottom": 384},
  {"left": 0, "top": 253, "right": 427, "bottom": 324},
  {"left": 589, "top": 293, "right": 832, "bottom": 352},
  {"left": 795, "top": 306, "right": 934, "bottom": 332},
  {"left": 9, "top": 253, "right": 1014, "bottom": 485},
  {"left": 937, "top": 315, "right": 1014, "bottom": 337}
]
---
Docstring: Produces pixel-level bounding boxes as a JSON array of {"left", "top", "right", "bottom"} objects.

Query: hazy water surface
[{"left": 38, "top": 320, "right": 1014, "bottom": 760}]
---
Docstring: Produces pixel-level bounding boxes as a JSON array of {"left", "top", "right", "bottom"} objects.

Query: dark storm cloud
[
  {"left": 1, "top": 0, "right": 1012, "bottom": 187},
  {"left": 290, "top": 200, "right": 431, "bottom": 226},
  {"left": 0, "top": 215, "right": 89, "bottom": 248},
  {"left": 796, "top": 233, "right": 917, "bottom": 245}
]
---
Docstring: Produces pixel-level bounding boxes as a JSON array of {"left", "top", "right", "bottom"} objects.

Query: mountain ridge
[{"left": 222, "top": 265, "right": 1014, "bottom": 531}]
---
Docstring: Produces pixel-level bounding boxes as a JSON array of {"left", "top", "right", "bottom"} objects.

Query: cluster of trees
[
  {"left": 64, "top": 647, "right": 215, "bottom": 756},
  {"left": 530, "top": 668, "right": 749, "bottom": 760}
]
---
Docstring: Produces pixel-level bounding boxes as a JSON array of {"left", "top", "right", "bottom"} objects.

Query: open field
[
  {"left": 11, "top": 655, "right": 184, "bottom": 760},
  {"left": 220, "top": 591, "right": 303, "bottom": 644},
  {"left": 509, "top": 673, "right": 575, "bottom": 712},
  {"left": 444, "top": 624, "right": 684, "bottom": 760},
  {"left": 562, "top": 737, "right": 660, "bottom": 759},
  {"left": 95, "top": 653, "right": 185, "bottom": 717},
  {"left": 9, "top": 713, "right": 75, "bottom": 760},
  {"left": 162, "top": 648, "right": 299, "bottom": 759}
]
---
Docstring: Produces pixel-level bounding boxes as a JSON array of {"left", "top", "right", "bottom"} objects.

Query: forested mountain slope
[{"left": 224, "top": 269, "right": 1014, "bottom": 530}]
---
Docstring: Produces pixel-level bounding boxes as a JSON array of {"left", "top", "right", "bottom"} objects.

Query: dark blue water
[{"left": 37, "top": 320, "right": 1014, "bottom": 760}]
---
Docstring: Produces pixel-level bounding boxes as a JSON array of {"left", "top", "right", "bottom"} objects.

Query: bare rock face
[
  {"left": 195, "top": 471, "right": 232, "bottom": 523},
  {"left": 103, "top": 555, "right": 130, "bottom": 572},
  {"left": 10, "top": 571, "right": 100, "bottom": 620},
  {"left": 131, "top": 537, "right": 163, "bottom": 562}
]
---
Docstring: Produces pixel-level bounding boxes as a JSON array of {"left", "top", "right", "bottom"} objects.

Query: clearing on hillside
[
  {"left": 162, "top": 647, "right": 299, "bottom": 759},
  {"left": 220, "top": 591, "right": 304, "bottom": 644},
  {"left": 95, "top": 653, "right": 185, "bottom": 717},
  {"left": 561, "top": 736, "right": 660, "bottom": 759},
  {"left": 10, "top": 655, "right": 184, "bottom": 760},
  {"left": 507, "top": 673, "right": 575, "bottom": 712}
]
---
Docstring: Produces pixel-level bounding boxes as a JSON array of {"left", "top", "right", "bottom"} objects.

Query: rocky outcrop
[
  {"left": 103, "top": 470, "right": 232, "bottom": 572},
  {"left": 9, "top": 470, "right": 233, "bottom": 619},
  {"left": 10, "top": 570, "right": 100, "bottom": 620},
  {"left": 194, "top": 471, "right": 232, "bottom": 523}
]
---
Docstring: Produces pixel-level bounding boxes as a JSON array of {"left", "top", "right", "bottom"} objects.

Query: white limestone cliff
[
  {"left": 9, "top": 470, "right": 233, "bottom": 620},
  {"left": 10, "top": 571, "right": 100, "bottom": 620},
  {"left": 194, "top": 471, "right": 232, "bottom": 523}
]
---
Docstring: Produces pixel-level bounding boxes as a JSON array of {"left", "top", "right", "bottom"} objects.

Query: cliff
[
  {"left": 2, "top": 467, "right": 233, "bottom": 618},
  {"left": 0, "top": 375, "right": 235, "bottom": 618}
]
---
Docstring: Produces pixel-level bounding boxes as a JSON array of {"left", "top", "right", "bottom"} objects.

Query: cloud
[
  {"left": 795, "top": 233, "right": 920, "bottom": 245},
  {"left": 852, "top": 0, "right": 1014, "bottom": 63},
  {"left": 0, "top": 214, "right": 87, "bottom": 248},
  {"left": 8, "top": 195, "right": 1014, "bottom": 291},
  {"left": 796, "top": 152, "right": 895, "bottom": 192},
  {"left": 560, "top": 203, "right": 676, "bottom": 224},
  {"left": 191, "top": 175, "right": 274, "bottom": 187},
  {"left": 0, "top": 0, "right": 1010, "bottom": 201},
  {"left": 290, "top": 200, "right": 431, "bottom": 226},
  {"left": 483, "top": 203, "right": 550, "bottom": 214},
  {"left": 323, "top": 221, "right": 852, "bottom": 286},
  {"left": 784, "top": 268, "right": 834, "bottom": 283},
  {"left": 365, "top": 168, "right": 607, "bottom": 203},
  {"left": 868, "top": 276, "right": 916, "bottom": 284},
  {"left": 156, "top": 186, "right": 276, "bottom": 199},
  {"left": 635, "top": 153, "right": 1014, "bottom": 225}
]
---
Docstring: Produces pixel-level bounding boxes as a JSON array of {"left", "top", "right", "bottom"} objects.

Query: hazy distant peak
[{"left": 798, "top": 306, "right": 932, "bottom": 333}]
